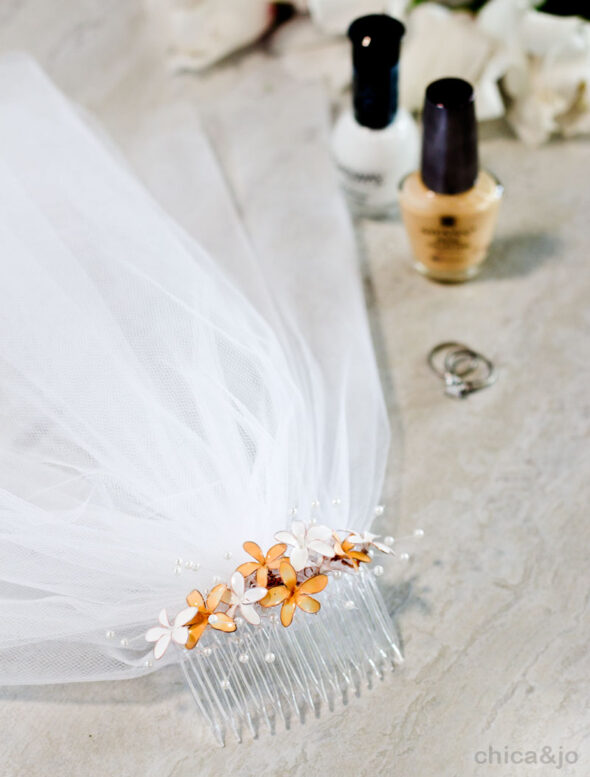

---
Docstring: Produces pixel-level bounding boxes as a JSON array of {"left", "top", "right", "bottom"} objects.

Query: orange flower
[
  {"left": 236, "top": 541, "right": 287, "bottom": 587},
  {"left": 333, "top": 534, "right": 371, "bottom": 570},
  {"left": 260, "top": 559, "right": 328, "bottom": 627},
  {"left": 184, "top": 584, "right": 236, "bottom": 649}
]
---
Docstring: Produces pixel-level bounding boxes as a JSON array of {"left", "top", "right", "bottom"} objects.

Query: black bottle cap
[
  {"left": 421, "top": 78, "right": 479, "bottom": 194},
  {"left": 348, "top": 14, "right": 405, "bottom": 130}
]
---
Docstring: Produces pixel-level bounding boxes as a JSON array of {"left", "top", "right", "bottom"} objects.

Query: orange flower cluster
[{"left": 147, "top": 530, "right": 381, "bottom": 659}]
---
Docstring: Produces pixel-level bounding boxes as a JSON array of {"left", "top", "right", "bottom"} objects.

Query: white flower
[
  {"left": 225, "top": 572, "right": 267, "bottom": 625},
  {"left": 346, "top": 531, "right": 394, "bottom": 555},
  {"left": 145, "top": 607, "right": 197, "bottom": 659},
  {"left": 275, "top": 520, "right": 335, "bottom": 571}
]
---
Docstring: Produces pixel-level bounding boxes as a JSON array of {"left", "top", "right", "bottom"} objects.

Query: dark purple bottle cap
[
  {"left": 421, "top": 78, "right": 479, "bottom": 195},
  {"left": 348, "top": 15, "right": 405, "bottom": 130}
]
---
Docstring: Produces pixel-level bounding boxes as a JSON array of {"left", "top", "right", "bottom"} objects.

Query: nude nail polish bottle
[
  {"left": 332, "top": 14, "right": 419, "bottom": 218},
  {"left": 398, "top": 78, "right": 503, "bottom": 282}
]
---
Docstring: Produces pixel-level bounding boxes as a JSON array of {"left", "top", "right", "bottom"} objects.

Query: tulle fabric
[{"left": 0, "top": 54, "right": 388, "bottom": 684}]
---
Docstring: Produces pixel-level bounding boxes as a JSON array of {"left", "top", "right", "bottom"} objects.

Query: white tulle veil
[{"left": 0, "top": 54, "right": 389, "bottom": 686}]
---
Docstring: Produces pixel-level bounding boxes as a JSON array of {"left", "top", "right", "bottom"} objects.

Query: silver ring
[{"left": 427, "top": 342, "right": 496, "bottom": 399}]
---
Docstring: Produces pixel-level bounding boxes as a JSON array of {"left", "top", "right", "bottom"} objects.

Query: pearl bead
[
  {"left": 344, "top": 600, "right": 355, "bottom": 610},
  {"left": 264, "top": 652, "right": 276, "bottom": 664},
  {"left": 373, "top": 565, "right": 384, "bottom": 577},
  {"left": 238, "top": 653, "right": 249, "bottom": 663},
  {"left": 174, "top": 566, "right": 182, "bottom": 575},
  {"left": 311, "top": 500, "right": 320, "bottom": 508},
  {"left": 184, "top": 560, "right": 192, "bottom": 568},
  {"left": 332, "top": 497, "right": 341, "bottom": 506},
  {"left": 212, "top": 575, "right": 222, "bottom": 584},
  {"left": 208, "top": 614, "right": 219, "bottom": 625},
  {"left": 309, "top": 517, "right": 317, "bottom": 525},
  {"left": 374, "top": 505, "right": 384, "bottom": 517},
  {"left": 220, "top": 679, "right": 230, "bottom": 690},
  {"left": 413, "top": 528, "right": 425, "bottom": 538},
  {"left": 192, "top": 562, "right": 200, "bottom": 571},
  {"left": 399, "top": 552, "right": 410, "bottom": 562},
  {"left": 105, "top": 630, "right": 115, "bottom": 640},
  {"left": 333, "top": 570, "right": 342, "bottom": 580},
  {"left": 202, "top": 647, "right": 212, "bottom": 657},
  {"left": 224, "top": 551, "right": 232, "bottom": 560},
  {"left": 234, "top": 617, "right": 244, "bottom": 628},
  {"left": 176, "top": 558, "right": 183, "bottom": 566},
  {"left": 120, "top": 638, "right": 129, "bottom": 647},
  {"left": 144, "top": 659, "right": 153, "bottom": 668},
  {"left": 290, "top": 507, "right": 298, "bottom": 517},
  {"left": 384, "top": 536, "right": 395, "bottom": 546}
]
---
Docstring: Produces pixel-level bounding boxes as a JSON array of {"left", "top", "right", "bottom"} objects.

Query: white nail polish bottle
[{"left": 332, "top": 14, "right": 419, "bottom": 218}]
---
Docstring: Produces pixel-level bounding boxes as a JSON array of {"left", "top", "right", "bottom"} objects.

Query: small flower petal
[
  {"left": 186, "top": 619, "right": 207, "bottom": 649},
  {"left": 289, "top": 520, "right": 306, "bottom": 542},
  {"left": 186, "top": 589, "right": 205, "bottom": 609},
  {"left": 307, "top": 524, "right": 332, "bottom": 542},
  {"left": 171, "top": 625, "right": 189, "bottom": 645},
  {"left": 308, "top": 539, "right": 335, "bottom": 558},
  {"left": 230, "top": 571, "right": 245, "bottom": 599},
  {"left": 158, "top": 609, "right": 171, "bottom": 628},
  {"left": 298, "top": 574, "right": 328, "bottom": 595},
  {"left": 206, "top": 583, "right": 227, "bottom": 611},
  {"left": 265, "top": 542, "right": 287, "bottom": 564},
  {"left": 289, "top": 545, "right": 309, "bottom": 571},
  {"left": 260, "top": 585, "right": 289, "bottom": 607},
  {"left": 242, "top": 586, "right": 267, "bottom": 604},
  {"left": 239, "top": 604, "right": 261, "bottom": 625},
  {"left": 153, "top": 632, "right": 172, "bottom": 660},
  {"left": 280, "top": 559, "right": 298, "bottom": 590},
  {"left": 174, "top": 607, "right": 198, "bottom": 627},
  {"left": 145, "top": 626, "right": 168, "bottom": 643},
  {"left": 296, "top": 595, "right": 321, "bottom": 614},
  {"left": 243, "top": 541, "right": 265, "bottom": 564},
  {"left": 274, "top": 530, "right": 296, "bottom": 546},
  {"left": 210, "top": 613, "right": 236, "bottom": 633},
  {"left": 237, "top": 561, "right": 260, "bottom": 578},
  {"left": 280, "top": 599, "right": 296, "bottom": 627}
]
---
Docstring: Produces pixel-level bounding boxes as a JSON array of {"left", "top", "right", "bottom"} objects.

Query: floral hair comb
[{"left": 144, "top": 518, "right": 422, "bottom": 743}]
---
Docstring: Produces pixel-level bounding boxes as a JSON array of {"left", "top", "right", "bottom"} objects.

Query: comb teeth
[{"left": 179, "top": 567, "right": 402, "bottom": 745}]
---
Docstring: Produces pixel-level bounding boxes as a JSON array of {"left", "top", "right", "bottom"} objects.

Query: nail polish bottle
[
  {"left": 398, "top": 78, "right": 503, "bottom": 282},
  {"left": 332, "top": 14, "right": 419, "bottom": 218}
]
